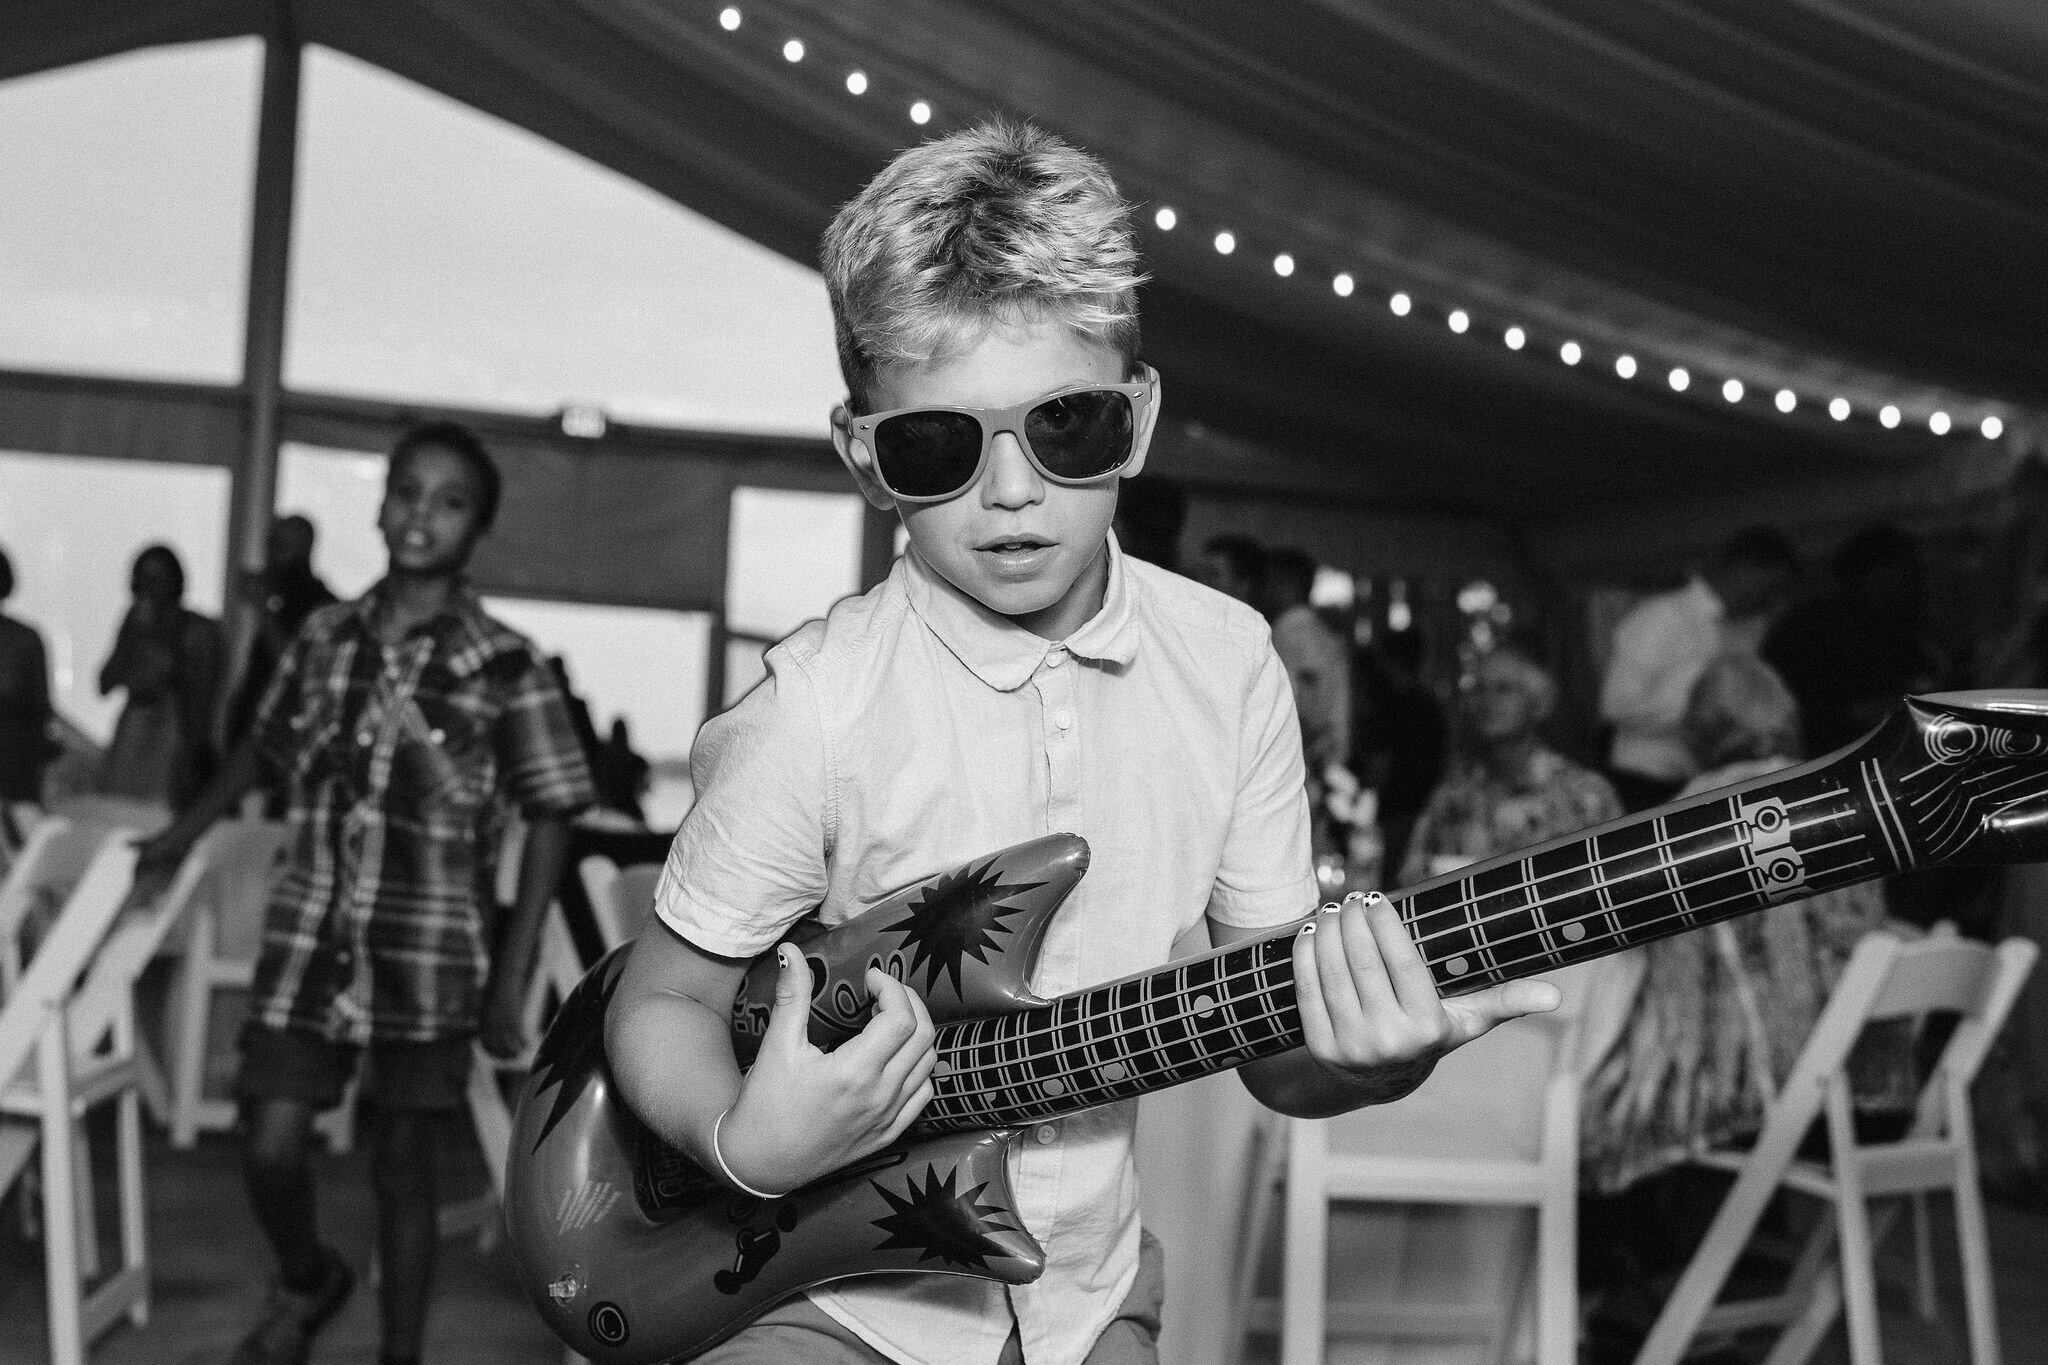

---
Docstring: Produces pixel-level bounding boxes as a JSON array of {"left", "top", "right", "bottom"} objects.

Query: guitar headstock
[{"left": 1864, "top": 690, "right": 2048, "bottom": 867}]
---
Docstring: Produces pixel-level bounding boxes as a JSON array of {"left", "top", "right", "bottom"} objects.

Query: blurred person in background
[
  {"left": 1261, "top": 546, "right": 1351, "bottom": 786},
  {"left": 1600, "top": 527, "right": 1799, "bottom": 812},
  {"left": 1763, "top": 523, "right": 1950, "bottom": 758},
  {"left": 1399, "top": 647, "right": 1620, "bottom": 886},
  {"left": 1352, "top": 625, "right": 1446, "bottom": 884},
  {"left": 0, "top": 546, "right": 55, "bottom": 811},
  {"left": 1576, "top": 651, "right": 1907, "bottom": 1353},
  {"left": 223, "top": 514, "right": 337, "bottom": 756},
  {"left": 1193, "top": 532, "right": 1265, "bottom": 606},
  {"left": 96, "top": 543, "right": 224, "bottom": 810}
]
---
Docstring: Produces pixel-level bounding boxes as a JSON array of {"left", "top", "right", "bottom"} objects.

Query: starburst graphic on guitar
[
  {"left": 526, "top": 947, "right": 626, "bottom": 1153},
  {"left": 869, "top": 1166, "right": 1024, "bottom": 1271},
  {"left": 881, "top": 859, "right": 1044, "bottom": 997}
]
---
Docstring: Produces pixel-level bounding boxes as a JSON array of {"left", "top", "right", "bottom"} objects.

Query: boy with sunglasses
[{"left": 606, "top": 120, "right": 1553, "bottom": 1365}]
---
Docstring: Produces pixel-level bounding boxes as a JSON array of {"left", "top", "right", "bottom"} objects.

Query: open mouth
[{"left": 979, "top": 537, "right": 1051, "bottom": 554}]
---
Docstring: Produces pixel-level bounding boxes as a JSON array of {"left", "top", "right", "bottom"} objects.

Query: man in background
[
  {"left": 1599, "top": 527, "right": 1799, "bottom": 811},
  {"left": 1263, "top": 546, "right": 1351, "bottom": 783},
  {"left": 1195, "top": 533, "right": 1265, "bottom": 606},
  {"left": 223, "top": 514, "right": 336, "bottom": 755}
]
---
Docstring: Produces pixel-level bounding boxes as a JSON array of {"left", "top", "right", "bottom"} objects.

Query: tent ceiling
[{"left": 7, "top": 0, "right": 2043, "bottom": 543}]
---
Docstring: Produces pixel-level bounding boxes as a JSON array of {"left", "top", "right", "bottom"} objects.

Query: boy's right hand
[{"left": 715, "top": 945, "right": 936, "bottom": 1195}]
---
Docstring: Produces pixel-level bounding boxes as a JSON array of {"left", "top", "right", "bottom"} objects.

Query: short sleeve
[
  {"left": 654, "top": 647, "right": 830, "bottom": 958},
  {"left": 492, "top": 654, "right": 597, "bottom": 817},
  {"left": 1207, "top": 641, "right": 1318, "bottom": 928}
]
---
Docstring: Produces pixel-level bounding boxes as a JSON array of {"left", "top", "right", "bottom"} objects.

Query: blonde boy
[{"left": 607, "top": 120, "right": 1553, "bottom": 1365}]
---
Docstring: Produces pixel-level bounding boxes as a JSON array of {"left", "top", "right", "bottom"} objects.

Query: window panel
[
  {"left": 285, "top": 48, "right": 842, "bottom": 435},
  {"left": 0, "top": 40, "right": 258, "bottom": 382}
]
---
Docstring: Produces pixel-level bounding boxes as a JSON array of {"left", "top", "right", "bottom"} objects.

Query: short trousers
[
  {"left": 234, "top": 1022, "right": 474, "bottom": 1113},
  {"left": 689, "top": 1229, "right": 1166, "bottom": 1364}
]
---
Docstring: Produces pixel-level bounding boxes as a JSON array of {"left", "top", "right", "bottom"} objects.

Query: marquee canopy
[{"left": 5, "top": 0, "right": 2043, "bottom": 569}]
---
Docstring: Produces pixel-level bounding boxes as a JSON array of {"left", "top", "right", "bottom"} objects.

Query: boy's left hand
[{"left": 1292, "top": 890, "right": 1560, "bottom": 1103}]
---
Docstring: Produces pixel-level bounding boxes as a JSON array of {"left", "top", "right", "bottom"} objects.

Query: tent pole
[{"left": 227, "top": 19, "right": 302, "bottom": 609}]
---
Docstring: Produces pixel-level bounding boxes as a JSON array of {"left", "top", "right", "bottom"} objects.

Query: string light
[
  {"left": 908, "top": 100, "right": 932, "bottom": 124},
  {"left": 1984, "top": 415, "right": 2006, "bottom": 440},
  {"left": 1929, "top": 410, "right": 1951, "bottom": 435},
  {"left": 1213, "top": 231, "right": 1236, "bottom": 255},
  {"left": 1332, "top": 272, "right": 1354, "bottom": 297},
  {"left": 1722, "top": 378, "right": 1744, "bottom": 403},
  {"left": 1273, "top": 253, "right": 1295, "bottom": 277},
  {"left": 1154, "top": 207, "right": 1177, "bottom": 231},
  {"left": 1389, "top": 292, "right": 1412, "bottom": 316},
  {"left": 782, "top": 38, "right": 804, "bottom": 61},
  {"left": 1775, "top": 389, "right": 1796, "bottom": 413},
  {"left": 719, "top": 7, "right": 741, "bottom": 30},
  {"left": 1879, "top": 404, "right": 1901, "bottom": 428},
  {"left": 1615, "top": 354, "right": 1637, "bottom": 379},
  {"left": 1829, "top": 397, "right": 1851, "bottom": 421},
  {"left": 1447, "top": 309, "right": 1470, "bottom": 333},
  {"left": 1504, "top": 326, "right": 1525, "bottom": 350},
  {"left": 845, "top": 70, "right": 867, "bottom": 94},
  {"left": 1560, "top": 341, "right": 1582, "bottom": 365},
  {"left": 1668, "top": 367, "right": 1690, "bottom": 392}
]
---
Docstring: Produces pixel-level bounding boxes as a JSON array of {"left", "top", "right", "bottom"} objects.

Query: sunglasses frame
[{"left": 849, "top": 366, "right": 1157, "bottom": 504}]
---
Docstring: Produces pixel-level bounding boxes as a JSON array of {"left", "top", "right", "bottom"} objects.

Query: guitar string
[{"left": 925, "top": 850, "right": 1882, "bottom": 1109}]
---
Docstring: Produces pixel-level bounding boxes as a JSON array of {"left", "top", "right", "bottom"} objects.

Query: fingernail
[
  {"left": 777, "top": 945, "right": 793, "bottom": 968},
  {"left": 1344, "top": 890, "right": 1366, "bottom": 904},
  {"left": 1364, "top": 891, "right": 1384, "bottom": 903},
  {"left": 1321, "top": 902, "right": 1341, "bottom": 915},
  {"left": 1300, "top": 921, "right": 1317, "bottom": 937}
]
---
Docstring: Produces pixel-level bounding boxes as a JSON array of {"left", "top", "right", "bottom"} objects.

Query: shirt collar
[
  {"left": 901, "top": 534, "right": 1140, "bottom": 692},
  {"left": 351, "top": 579, "right": 509, "bottom": 675}
]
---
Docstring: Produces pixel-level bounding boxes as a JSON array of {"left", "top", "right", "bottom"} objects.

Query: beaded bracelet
[{"left": 710, "top": 1108, "right": 785, "bottom": 1200}]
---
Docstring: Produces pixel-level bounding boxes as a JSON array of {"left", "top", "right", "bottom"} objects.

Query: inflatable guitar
[{"left": 506, "top": 691, "right": 2048, "bottom": 1362}]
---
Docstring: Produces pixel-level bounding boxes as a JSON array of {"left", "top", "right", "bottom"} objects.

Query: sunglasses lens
[
  {"left": 1026, "top": 389, "right": 1135, "bottom": 481},
  {"left": 873, "top": 411, "right": 985, "bottom": 498}
]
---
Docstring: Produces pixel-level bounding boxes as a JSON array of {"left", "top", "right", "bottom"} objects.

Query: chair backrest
[
  {"left": 182, "top": 819, "right": 290, "bottom": 962},
  {"left": 579, "top": 855, "right": 661, "bottom": 950},
  {"left": 68, "top": 819, "right": 288, "bottom": 1056},
  {"left": 0, "top": 816, "right": 104, "bottom": 991},
  {"left": 1773, "top": 930, "right": 2038, "bottom": 1143},
  {"left": 0, "top": 840, "right": 137, "bottom": 1088}
]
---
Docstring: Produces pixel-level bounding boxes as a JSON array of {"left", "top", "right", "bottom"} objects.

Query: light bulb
[
  {"left": 1448, "top": 309, "right": 1470, "bottom": 333},
  {"left": 1880, "top": 404, "right": 1901, "bottom": 429},
  {"left": 1722, "top": 378, "right": 1744, "bottom": 403},
  {"left": 1829, "top": 397, "right": 1851, "bottom": 421},
  {"left": 719, "top": 7, "right": 741, "bottom": 30},
  {"left": 1615, "top": 354, "right": 1637, "bottom": 379},
  {"left": 1560, "top": 341, "right": 1582, "bottom": 365},
  {"left": 1273, "top": 253, "right": 1295, "bottom": 277},
  {"left": 1668, "top": 367, "right": 1690, "bottom": 392},
  {"left": 1504, "top": 326, "right": 1525, "bottom": 350},
  {"left": 1332, "top": 273, "right": 1354, "bottom": 297},
  {"left": 845, "top": 70, "right": 867, "bottom": 95},
  {"left": 1154, "top": 207, "right": 1177, "bottom": 231},
  {"left": 1775, "top": 389, "right": 1796, "bottom": 413},
  {"left": 1930, "top": 411, "right": 1951, "bottom": 435},
  {"left": 782, "top": 38, "right": 804, "bottom": 61},
  {"left": 1983, "top": 415, "right": 2006, "bottom": 440},
  {"left": 1390, "top": 292, "right": 1412, "bottom": 316},
  {"left": 909, "top": 100, "right": 932, "bottom": 124},
  {"left": 1213, "top": 231, "right": 1236, "bottom": 255}
]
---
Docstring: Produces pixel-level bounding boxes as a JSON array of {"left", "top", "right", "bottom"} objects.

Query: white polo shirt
[{"left": 656, "top": 535, "right": 1316, "bottom": 1365}]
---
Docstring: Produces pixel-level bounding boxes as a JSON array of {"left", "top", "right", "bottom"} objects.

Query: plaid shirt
[{"left": 248, "top": 583, "right": 594, "bottom": 1043}]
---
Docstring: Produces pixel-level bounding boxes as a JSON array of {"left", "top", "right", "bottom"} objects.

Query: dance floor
[{"left": 5, "top": 1118, "right": 2048, "bottom": 1365}]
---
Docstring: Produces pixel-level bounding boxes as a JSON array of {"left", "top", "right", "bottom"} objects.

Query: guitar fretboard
[{"left": 915, "top": 754, "right": 1892, "bottom": 1134}]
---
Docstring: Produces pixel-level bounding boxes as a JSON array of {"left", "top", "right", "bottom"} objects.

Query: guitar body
[
  {"left": 509, "top": 691, "right": 2048, "bottom": 1363},
  {"left": 506, "top": 835, "right": 1086, "bottom": 1362}
]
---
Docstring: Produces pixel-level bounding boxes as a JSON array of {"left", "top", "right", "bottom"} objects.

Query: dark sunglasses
[{"left": 849, "top": 367, "right": 1156, "bottom": 503}]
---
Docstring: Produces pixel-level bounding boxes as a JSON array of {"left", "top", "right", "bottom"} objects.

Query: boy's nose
[{"left": 980, "top": 432, "right": 1044, "bottom": 509}]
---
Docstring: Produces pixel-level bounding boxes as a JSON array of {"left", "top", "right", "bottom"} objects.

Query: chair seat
[{"left": 0, "top": 1048, "right": 138, "bottom": 1116}]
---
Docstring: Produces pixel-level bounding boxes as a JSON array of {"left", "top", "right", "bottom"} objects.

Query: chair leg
[
  {"left": 37, "top": 1009, "right": 84, "bottom": 1365},
  {"left": 1537, "top": 1187, "right": 1576, "bottom": 1365},
  {"left": 1950, "top": 1097, "right": 2003, "bottom": 1365},
  {"left": 1633, "top": 1140, "right": 1803, "bottom": 1365},
  {"left": 1826, "top": 1088, "right": 1883, "bottom": 1365},
  {"left": 1910, "top": 1193, "right": 1938, "bottom": 1323},
  {"left": 167, "top": 909, "right": 216, "bottom": 1149},
  {"left": 1279, "top": 1119, "right": 1328, "bottom": 1365},
  {"left": 117, "top": 1085, "right": 149, "bottom": 1326},
  {"left": 69, "top": 1114, "right": 98, "bottom": 1280}
]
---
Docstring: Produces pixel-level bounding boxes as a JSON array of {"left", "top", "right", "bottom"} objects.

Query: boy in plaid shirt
[{"left": 144, "top": 422, "right": 595, "bottom": 1365}]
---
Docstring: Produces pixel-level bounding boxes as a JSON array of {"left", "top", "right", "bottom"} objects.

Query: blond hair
[
  {"left": 820, "top": 119, "right": 1146, "bottom": 412},
  {"left": 1684, "top": 652, "right": 1801, "bottom": 767}
]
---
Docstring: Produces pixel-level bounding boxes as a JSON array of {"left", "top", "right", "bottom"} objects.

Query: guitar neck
[{"left": 915, "top": 740, "right": 1895, "bottom": 1135}]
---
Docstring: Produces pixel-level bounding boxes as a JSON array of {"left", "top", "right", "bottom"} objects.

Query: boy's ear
[
  {"left": 1120, "top": 364, "right": 1163, "bottom": 481},
  {"left": 830, "top": 404, "right": 898, "bottom": 512}
]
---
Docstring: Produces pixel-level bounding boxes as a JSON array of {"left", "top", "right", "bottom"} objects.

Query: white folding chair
[
  {"left": 0, "top": 840, "right": 148, "bottom": 1365},
  {"left": 157, "top": 819, "right": 355, "bottom": 1151},
  {"left": 1242, "top": 962, "right": 1596, "bottom": 1365},
  {"left": 1633, "top": 929, "right": 2038, "bottom": 1365},
  {"left": 0, "top": 816, "right": 104, "bottom": 996},
  {"left": 577, "top": 854, "right": 661, "bottom": 950}
]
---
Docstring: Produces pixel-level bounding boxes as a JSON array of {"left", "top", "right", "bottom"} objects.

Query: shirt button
[
  {"left": 1034, "top": 1124, "right": 1059, "bottom": 1146},
  {"left": 1054, "top": 709, "right": 1073, "bottom": 730},
  {"left": 1045, "top": 650, "right": 1065, "bottom": 669}
]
